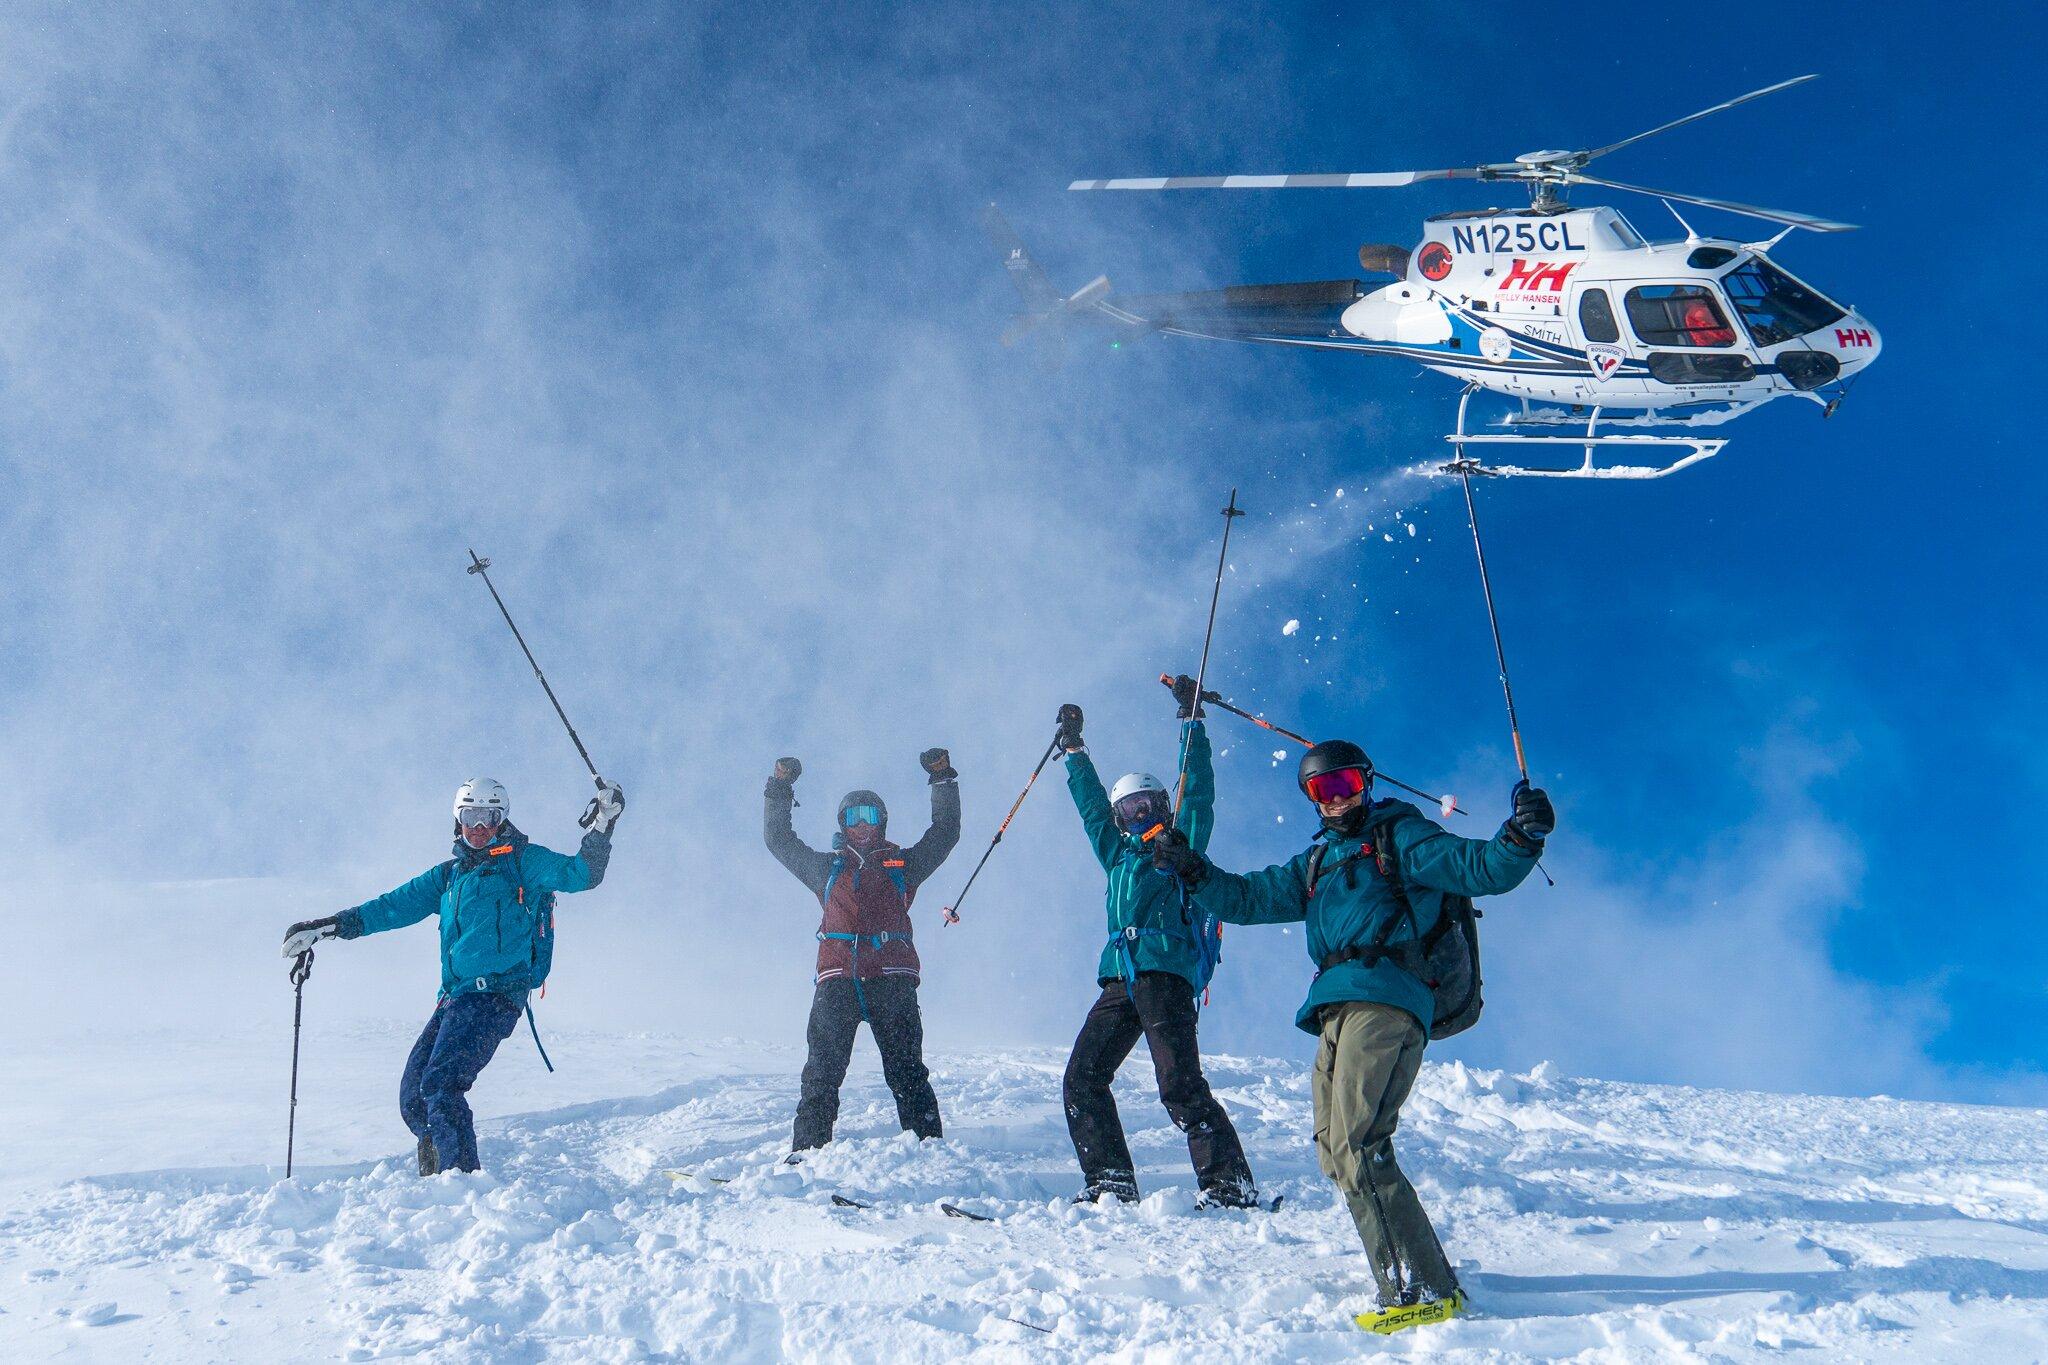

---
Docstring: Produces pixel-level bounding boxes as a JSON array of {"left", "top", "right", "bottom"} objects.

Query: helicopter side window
[
  {"left": 1721, "top": 258, "right": 1847, "bottom": 348},
  {"left": 1624, "top": 284, "right": 1737, "bottom": 348},
  {"left": 1578, "top": 289, "right": 1620, "bottom": 343}
]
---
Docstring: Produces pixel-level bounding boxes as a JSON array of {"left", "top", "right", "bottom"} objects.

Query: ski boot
[
  {"left": 1195, "top": 1180, "right": 1276, "bottom": 1212},
  {"left": 416, "top": 1135, "right": 441, "bottom": 1177},
  {"left": 1071, "top": 1174, "right": 1139, "bottom": 1206},
  {"left": 1353, "top": 1289, "right": 1465, "bottom": 1335}
]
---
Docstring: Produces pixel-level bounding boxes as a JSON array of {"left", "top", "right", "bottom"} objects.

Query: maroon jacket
[{"left": 764, "top": 775, "right": 961, "bottom": 983}]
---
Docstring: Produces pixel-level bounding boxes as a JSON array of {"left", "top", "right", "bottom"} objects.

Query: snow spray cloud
[{"left": 0, "top": 5, "right": 1365, "bottom": 1052}]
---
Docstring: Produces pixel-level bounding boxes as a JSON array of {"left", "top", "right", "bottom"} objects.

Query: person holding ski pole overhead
[
  {"left": 764, "top": 748, "right": 960, "bottom": 1154},
  {"left": 1055, "top": 689, "right": 1259, "bottom": 1209},
  {"left": 279, "top": 775, "right": 623, "bottom": 1176},
  {"left": 1150, "top": 742, "right": 1553, "bottom": 1333}
]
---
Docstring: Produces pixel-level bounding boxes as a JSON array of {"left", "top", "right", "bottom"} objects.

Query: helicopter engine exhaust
[{"left": 1358, "top": 243, "right": 1411, "bottom": 277}]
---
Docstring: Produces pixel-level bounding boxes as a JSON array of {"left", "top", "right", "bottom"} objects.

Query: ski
[
  {"left": 941, "top": 1202, "right": 993, "bottom": 1222},
  {"left": 668, "top": 1174, "right": 991, "bottom": 1222},
  {"left": 1353, "top": 1292, "right": 1464, "bottom": 1335}
]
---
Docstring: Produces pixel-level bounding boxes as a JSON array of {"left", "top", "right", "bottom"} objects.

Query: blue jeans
[{"left": 399, "top": 992, "right": 524, "bottom": 1173}]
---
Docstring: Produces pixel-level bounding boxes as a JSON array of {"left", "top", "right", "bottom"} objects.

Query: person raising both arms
[
  {"left": 1151, "top": 741, "right": 1553, "bottom": 1333},
  {"left": 1055, "top": 685, "right": 1259, "bottom": 1210},
  {"left": 764, "top": 748, "right": 960, "bottom": 1156},
  {"left": 280, "top": 775, "right": 623, "bottom": 1175}
]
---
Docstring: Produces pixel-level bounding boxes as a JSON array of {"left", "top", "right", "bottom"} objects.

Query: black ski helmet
[
  {"left": 838, "top": 789, "right": 888, "bottom": 833},
  {"left": 1298, "top": 740, "right": 1373, "bottom": 797}
]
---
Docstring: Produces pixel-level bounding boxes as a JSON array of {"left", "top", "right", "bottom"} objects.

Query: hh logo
[
  {"left": 1835, "top": 327, "right": 1873, "bottom": 348},
  {"left": 1586, "top": 343, "right": 1625, "bottom": 379},
  {"left": 1499, "top": 259, "right": 1578, "bottom": 293}
]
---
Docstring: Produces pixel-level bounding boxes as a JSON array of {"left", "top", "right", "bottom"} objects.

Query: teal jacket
[
  {"left": 1066, "top": 721, "right": 1217, "bottom": 990},
  {"left": 1191, "top": 799, "right": 1536, "bottom": 1033},
  {"left": 336, "top": 824, "right": 611, "bottom": 999}
]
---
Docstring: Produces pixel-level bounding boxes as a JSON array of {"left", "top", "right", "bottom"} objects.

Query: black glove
[
  {"left": 767, "top": 756, "right": 802, "bottom": 800},
  {"left": 919, "top": 747, "right": 957, "bottom": 783},
  {"left": 1163, "top": 675, "right": 1204, "bottom": 720},
  {"left": 582, "top": 779, "right": 624, "bottom": 836},
  {"left": 1149, "top": 827, "right": 1210, "bottom": 890},
  {"left": 282, "top": 916, "right": 341, "bottom": 958},
  {"left": 1056, "top": 703, "right": 1084, "bottom": 752},
  {"left": 1504, "top": 781, "right": 1554, "bottom": 851}
]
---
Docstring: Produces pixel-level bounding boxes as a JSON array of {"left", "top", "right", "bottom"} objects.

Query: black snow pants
[
  {"left": 793, "top": 975, "right": 943, "bottom": 1151},
  {"left": 1062, "top": 971, "right": 1255, "bottom": 1202}
]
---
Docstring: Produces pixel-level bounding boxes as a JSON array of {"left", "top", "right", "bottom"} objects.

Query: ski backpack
[{"left": 1306, "top": 811, "right": 1484, "bottom": 1041}]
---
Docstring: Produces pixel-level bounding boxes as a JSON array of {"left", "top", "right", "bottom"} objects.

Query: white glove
[
  {"left": 582, "top": 779, "right": 624, "bottom": 835},
  {"left": 282, "top": 917, "right": 340, "bottom": 958}
]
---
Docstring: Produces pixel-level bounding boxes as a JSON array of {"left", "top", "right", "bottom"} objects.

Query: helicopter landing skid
[
  {"left": 1425, "top": 390, "right": 1728, "bottom": 479},
  {"left": 1432, "top": 432, "right": 1727, "bottom": 480}
]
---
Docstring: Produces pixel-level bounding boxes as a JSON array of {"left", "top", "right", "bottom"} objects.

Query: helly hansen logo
[
  {"left": 1835, "top": 327, "right": 1873, "bottom": 348},
  {"left": 1499, "top": 259, "right": 1578, "bottom": 293}
]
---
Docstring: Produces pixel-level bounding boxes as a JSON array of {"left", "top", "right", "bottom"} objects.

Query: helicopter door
[
  {"left": 1569, "top": 283, "right": 1648, "bottom": 401},
  {"left": 1621, "top": 284, "right": 1758, "bottom": 389}
]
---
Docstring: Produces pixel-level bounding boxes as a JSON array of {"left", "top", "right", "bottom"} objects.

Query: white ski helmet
[
  {"left": 1109, "top": 772, "right": 1167, "bottom": 807},
  {"left": 453, "top": 777, "right": 509, "bottom": 822}
]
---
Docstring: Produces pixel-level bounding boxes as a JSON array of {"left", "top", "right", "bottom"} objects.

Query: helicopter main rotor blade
[
  {"left": 1568, "top": 172, "right": 1856, "bottom": 233},
  {"left": 1581, "top": 74, "right": 1819, "bottom": 164},
  {"left": 1069, "top": 169, "right": 1477, "bottom": 191}
]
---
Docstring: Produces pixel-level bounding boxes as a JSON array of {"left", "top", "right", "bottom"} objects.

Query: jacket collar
[{"left": 452, "top": 821, "right": 528, "bottom": 868}]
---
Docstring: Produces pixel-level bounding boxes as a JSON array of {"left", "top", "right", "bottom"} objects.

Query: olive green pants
[{"left": 1313, "top": 1001, "right": 1458, "bottom": 1305}]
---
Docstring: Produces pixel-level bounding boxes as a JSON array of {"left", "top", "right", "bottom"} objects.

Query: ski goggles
[
  {"left": 841, "top": 804, "right": 883, "bottom": 828},
  {"left": 1302, "top": 766, "right": 1371, "bottom": 805},
  {"left": 1113, "top": 790, "right": 1169, "bottom": 831},
  {"left": 456, "top": 806, "right": 505, "bottom": 830}
]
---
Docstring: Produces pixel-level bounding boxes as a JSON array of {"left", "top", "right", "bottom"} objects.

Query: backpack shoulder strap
[
  {"left": 1363, "top": 809, "right": 1421, "bottom": 944},
  {"left": 1304, "top": 841, "right": 1332, "bottom": 899}
]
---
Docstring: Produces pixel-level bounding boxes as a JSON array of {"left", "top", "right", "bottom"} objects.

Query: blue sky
[{"left": 2, "top": 3, "right": 2040, "bottom": 1106}]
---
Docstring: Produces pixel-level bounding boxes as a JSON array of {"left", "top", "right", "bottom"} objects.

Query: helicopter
[{"left": 992, "top": 75, "right": 1879, "bottom": 478}]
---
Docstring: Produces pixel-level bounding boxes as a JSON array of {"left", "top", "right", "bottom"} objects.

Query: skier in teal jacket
[
  {"left": 1055, "top": 684, "right": 1257, "bottom": 1208},
  {"left": 1151, "top": 739, "right": 1553, "bottom": 1330},
  {"left": 280, "top": 775, "right": 623, "bottom": 1174}
]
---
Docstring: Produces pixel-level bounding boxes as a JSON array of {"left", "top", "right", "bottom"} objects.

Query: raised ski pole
[
  {"left": 1452, "top": 468, "right": 1529, "bottom": 783},
  {"left": 1451, "top": 463, "right": 1554, "bottom": 883},
  {"left": 1155, "top": 674, "right": 1466, "bottom": 817},
  {"left": 285, "top": 947, "right": 313, "bottom": 1179},
  {"left": 1173, "top": 489, "right": 1244, "bottom": 819},
  {"left": 941, "top": 735, "right": 1062, "bottom": 927},
  {"left": 466, "top": 550, "right": 608, "bottom": 826}
]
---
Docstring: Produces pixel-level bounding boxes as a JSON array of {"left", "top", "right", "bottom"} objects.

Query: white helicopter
[{"left": 993, "top": 75, "right": 1880, "bottom": 478}]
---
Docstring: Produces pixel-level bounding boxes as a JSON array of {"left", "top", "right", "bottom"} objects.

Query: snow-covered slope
[{"left": 4, "top": 1026, "right": 2046, "bottom": 1361}]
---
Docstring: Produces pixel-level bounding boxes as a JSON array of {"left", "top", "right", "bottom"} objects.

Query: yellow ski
[
  {"left": 1353, "top": 1292, "right": 1464, "bottom": 1334},
  {"left": 661, "top": 1169, "right": 731, "bottom": 1185}
]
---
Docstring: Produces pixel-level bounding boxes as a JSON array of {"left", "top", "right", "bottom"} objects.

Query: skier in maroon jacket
[{"left": 765, "top": 749, "right": 961, "bottom": 1153}]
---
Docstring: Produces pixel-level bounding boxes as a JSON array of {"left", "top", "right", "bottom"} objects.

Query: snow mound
[{"left": 3, "top": 1038, "right": 2047, "bottom": 1361}]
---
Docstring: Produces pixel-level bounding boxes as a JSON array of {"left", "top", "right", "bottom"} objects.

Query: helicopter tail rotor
[{"left": 983, "top": 202, "right": 1124, "bottom": 351}]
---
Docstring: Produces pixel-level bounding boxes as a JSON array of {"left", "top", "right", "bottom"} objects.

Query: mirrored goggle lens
[
  {"left": 456, "top": 806, "right": 504, "bottom": 829},
  {"left": 1114, "top": 792, "right": 1166, "bottom": 828},
  {"left": 1303, "top": 767, "right": 1369, "bottom": 804},
  {"left": 841, "top": 805, "right": 883, "bottom": 828}
]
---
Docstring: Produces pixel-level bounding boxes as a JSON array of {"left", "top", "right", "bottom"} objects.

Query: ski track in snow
[{"left": 4, "top": 1032, "right": 2048, "bottom": 1362}]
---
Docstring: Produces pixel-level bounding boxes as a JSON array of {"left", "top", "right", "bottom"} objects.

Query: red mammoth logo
[{"left": 1417, "top": 241, "right": 1453, "bottom": 281}]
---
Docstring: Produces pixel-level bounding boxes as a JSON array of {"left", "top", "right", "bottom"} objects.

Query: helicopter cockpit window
[
  {"left": 1625, "top": 285, "right": 1737, "bottom": 348},
  {"left": 1578, "top": 289, "right": 1620, "bottom": 343},
  {"left": 1720, "top": 258, "right": 1847, "bottom": 348}
]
